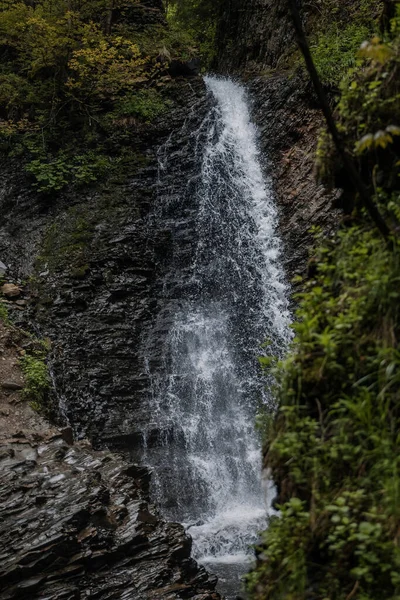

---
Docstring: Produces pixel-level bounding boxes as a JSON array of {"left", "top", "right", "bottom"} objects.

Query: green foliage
[
  {"left": 112, "top": 89, "right": 172, "bottom": 122},
  {"left": 0, "top": 0, "right": 148, "bottom": 122},
  {"left": 247, "top": 498, "right": 310, "bottom": 598},
  {"left": 25, "top": 150, "right": 110, "bottom": 193},
  {"left": 338, "top": 35, "right": 400, "bottom": 142},
  {"left": 311, "top": 22, "right": 370, "bottom": 86},
  {"left": 251, "top": 9, "right": 400, "bottom": 600},
  {"left": 165, "top": 0, "right": 221, "bottom": 67},
  {"left": 0, "top": 0, "right": 189, "bottom": 193},
  {"left": 317, "top": 11, "right": 400, "bottom": 218},
  {"left": 306, "top": 0, "right": 384, "bottom": 86},
  {"left": 250, "top": 223, "right": 400, "bottom": 600},
  {"left": 20, "top": 353, "right": 51, "bottom": 412},
  {"left": 0, "top": 301, "right": 9, "bottom": 323}
]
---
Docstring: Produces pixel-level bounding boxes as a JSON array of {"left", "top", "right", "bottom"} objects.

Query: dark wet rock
[
  {"left": 0, "top": 77, "right": 209, "bottom": 449},
  {"left": 0, "top": 435, "right": 220, "bottom": 600},
  {"left": 216, "top": 0, "right": 294, "bottom": 74},
  {"left": 248, "top": 74, "right": 340, "bottom": 279},
  {"left": 169, "top": 58, "right": 201, "bottom": 78},
  {"left": 0, "top": 74, "right": 220, "bottom": 598},
  {"left": 60, "top": 426, "right": 74, "bottom": 445},
  {"left": 114, "top": 0, "right": 166, "bottom": 29}
]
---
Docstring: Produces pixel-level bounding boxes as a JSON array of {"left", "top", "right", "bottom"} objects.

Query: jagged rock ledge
[{"left": 0, "top": 431, "right": 220, "bottom": 600}]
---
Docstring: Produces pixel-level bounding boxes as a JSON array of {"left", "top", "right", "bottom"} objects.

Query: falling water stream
[{"left": 146, "top": 77, "right": 291, "bottom": 598}]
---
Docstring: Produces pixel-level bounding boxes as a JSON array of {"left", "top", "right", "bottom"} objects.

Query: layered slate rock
[
  {"left": 0, "top": 433, "right": 219, "bottom": 600},
  {"left": 0, "top": 69, "right": 219, "bottom": 597},
  {"left": 248, "top": 74, "right": 340, "bottom": 279},
  {"left": 216, "top": 0, "right": 293, "bottom": 73},
  {"left": 0, "top": 78, "right": 209, "bottom": 450}
]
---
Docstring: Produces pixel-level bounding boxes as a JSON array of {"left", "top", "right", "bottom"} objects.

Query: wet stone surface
[{"left": 0, "top": 433, "right": 220, "bottom": 600}]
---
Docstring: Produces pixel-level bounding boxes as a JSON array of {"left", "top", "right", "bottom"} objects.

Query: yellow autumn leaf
[
  {"left": 386, "top": 125, "right": 400, "bottom": 136},
  {"left": 374, "top": 130, "right": 393, "bottom": 149},
  {"left": 355, "top": 133, "right": 374, "bottom": 154}
]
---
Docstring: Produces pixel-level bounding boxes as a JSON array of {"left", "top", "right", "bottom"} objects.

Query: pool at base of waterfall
[
  {"left": 203, "top": 558, "right": 251, "bottom": 600},
  {"left": 186, "top": 503, "right": 268, "bottom": 599}
]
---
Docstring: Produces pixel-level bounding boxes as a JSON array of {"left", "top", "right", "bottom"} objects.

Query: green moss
[
  {"left": 20, "top": 354, "right": 51, "bottom": 412},
  {"left": 38, "top": 206, "right": 96, "bottom": 275},
  {"left": 0, "top": 301, "right": 9, "bottom": 324}
]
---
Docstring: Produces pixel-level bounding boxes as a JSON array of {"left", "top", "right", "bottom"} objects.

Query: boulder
[{"left": 1, "top": 283, "right": 21, "bottom": 299}]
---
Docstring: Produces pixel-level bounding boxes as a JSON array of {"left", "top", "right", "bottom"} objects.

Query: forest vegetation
[
  {"left": 164, "top": 0, "right": 218, "bottom": 66},
  {"left": 0, "top": 0, "right": 202, "bottom": 192},
  {"left": 250, "top": 1, "right": 400, "bottom": 599}
]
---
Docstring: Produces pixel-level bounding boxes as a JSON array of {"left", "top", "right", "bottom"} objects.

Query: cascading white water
[{"left": 146, "top": 76, "right": 291, "bottom": 596}]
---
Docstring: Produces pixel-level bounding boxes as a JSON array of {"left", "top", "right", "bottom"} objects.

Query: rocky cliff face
[
  {"left": 248, "top": 75, "right": 340, "bottom": 279},
  {"left": 0, "top": 77, "right": 210, "bottom": 448},
  {"left": 216, "top": 0, "right": 339, "bottom": 278},
  {"left": 216, "top": 0, "right": 293, "bottom": 74}
]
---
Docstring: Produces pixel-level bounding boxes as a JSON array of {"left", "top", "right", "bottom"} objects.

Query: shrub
[
  {"left": 113, "top": 89, "right": 172, "bottom": 122},
  {"left": 25, "top": 150, "right": 111, "bottom": 193},
  {"left": 20, "top": 354, "right": 51, "bottom": 411},
  {"left": 311, "top": 22, "right": 370, "bottom": 86}
]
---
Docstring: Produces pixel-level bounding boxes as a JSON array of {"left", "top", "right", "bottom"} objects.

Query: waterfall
[{"left": 145, "top": 76, "right": 291, "bottom": 594}]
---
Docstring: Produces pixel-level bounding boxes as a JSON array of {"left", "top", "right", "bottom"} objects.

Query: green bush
[
  {"left": 113, "top": 89, "right": 172, "bottom": 122},
  {"left": 25, "top": 150, "right": 110, "bottom": 193},
  {"left": 249, "top": 223, "right": 400, "bottom": 600},
  {"left": 311, "top": 22, "right": 370, "bottom": 86},
  {"left": 20, "top": 354, "right": 51, "bottom": 411},
  {"left": 250, "top": 11, "right": 400, "bottom": 600}
]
